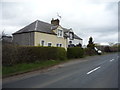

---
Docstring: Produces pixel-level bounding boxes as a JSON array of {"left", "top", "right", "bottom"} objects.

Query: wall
[
  {"left": 13, "top": 32, "right": 34, "bottom": 46},
  {"left": 67, "top": 38, "right": 82, "bottom": 46},
  {"left": 34, "top": 32, "right": 67, "bottom": 49}
]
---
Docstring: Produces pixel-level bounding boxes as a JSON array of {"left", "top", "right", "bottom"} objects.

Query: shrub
[
  {"left": 2, "top": 43, "right": 19, "bottom": 66},
  {"left": 67, "top": 47, "right": 84, "bottom": 59},
  {"left": 56, "top": 47, "right": 67, "bottom": 60},
  {"left": 104, "top": 46, "right": 111, "bottom": 52},
  {"left": 84, "top": 48, "right": 97, "bottom": 56},
  {"left": 2, "top": 45, "right": 67, "bottom": 66}
]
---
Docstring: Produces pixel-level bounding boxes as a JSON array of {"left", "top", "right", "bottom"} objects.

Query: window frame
[
  {"left": 57, "top": 29, "right": 63, "bottom": 37},
  {"left": 41, "top": 40, "right": 45, "bottom": 46},
  {"left": 56, "top": 44, "right": 59, "bottom": 47},
  {"left": 56, "top": 43, "right": 62, "bottom": 47},
  {"left": 48, "top": 42, "right": 52, "bottom": 47},
  {"left": 69, "top": 32, "right": 74, "bottom": 40}
]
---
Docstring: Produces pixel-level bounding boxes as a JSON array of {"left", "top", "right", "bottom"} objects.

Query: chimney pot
[{"left": 51, "top": 18, "right": 59, "bottom": 26}]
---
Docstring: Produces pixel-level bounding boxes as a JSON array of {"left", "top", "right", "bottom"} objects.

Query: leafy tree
[{"left": 87, "top": 37, "right": 95, "bottom": 49}]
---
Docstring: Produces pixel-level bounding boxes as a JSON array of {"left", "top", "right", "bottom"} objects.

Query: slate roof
[
  {"left": 13, "top": 20, "right": 56, "bottom": 35},
  {"left": 74, "top": 34, "right": 82, "bottom": 40},
  {"left": 13, "top": 20, "right": 82, "bottom": 40}
]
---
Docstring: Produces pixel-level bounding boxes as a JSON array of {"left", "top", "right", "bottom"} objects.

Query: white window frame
[
  {"left": 69, "top": 32, "right": 74, "bottom": 40},
  {"left": 41, "top": 40, "right": 45, "bottom": 46},
  {"left": 57, "top": 29, "right": 63, "bottom": 37},
  {"left": 48, "top": 42, "right": 52, "bottom": 47},
  {"left": 56, "top": 44, "right": 59, "bottom": 47},
  {"left": 59, "top": 44, "right": 62, "bottom": 47},
  {"left": 56, "top": 43, "right": 62, "bottom": 47}
]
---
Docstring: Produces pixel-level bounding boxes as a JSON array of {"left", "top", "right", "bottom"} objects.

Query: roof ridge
[{"left": 37, "top": 19, "right": 52, "bottom": 25}]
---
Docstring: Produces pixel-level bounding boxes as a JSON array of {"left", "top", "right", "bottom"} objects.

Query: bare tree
[{"left": 0, "top": 30, "right": 8, "bottom": 41}]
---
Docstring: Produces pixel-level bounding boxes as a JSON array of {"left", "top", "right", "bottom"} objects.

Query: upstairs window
[
  {"left": 57, "top": 29, "right": 63, "bottom": 37},
  {"left": 69, "top": 32, "right": 74, "bottom": 40}
]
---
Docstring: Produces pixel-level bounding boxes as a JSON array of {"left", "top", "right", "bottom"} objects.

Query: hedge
[
  {"left": 67, "top": 47, "right": 84, "bottom": 59},
  {"left": 3, "top": 43, "right": 113, "bottom": 66},
  {"left": 84, "top": 48, "right": 97, "bottom": 56},
  {"left": 2, "top": 44, "right": 67, "bottom": 66}
]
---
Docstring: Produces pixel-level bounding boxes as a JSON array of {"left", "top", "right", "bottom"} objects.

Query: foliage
[
  {"left": 2, "top": 44, "right": 67, "bottom": 66},
  {"left": 118, "top": 45, "right": 120, "bottom": 52},
  {"left": 3, "top": 60, "right": 62, "bottom": 77},
  {"left": 104, "top": 46, "right": 111, "bottom": 52},
  {"left": 67, "top": 47, "right": 84, "bottom": 59},
  {"left": 87, "top": 37, "right": 95, "bottom": 49},
  {"left": 84, "top": 48, "right": 97, "bottom": 56}
]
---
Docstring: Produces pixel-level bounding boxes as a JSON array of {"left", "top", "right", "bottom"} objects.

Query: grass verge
[
  {"left": 2, "top": 60, "right": 66, "bottom": 78},
  {"left": 3, "top": 52, "right": 110, "bottom": 78}
]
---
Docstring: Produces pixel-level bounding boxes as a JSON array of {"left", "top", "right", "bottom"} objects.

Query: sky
[{"left": 0, "top": 0, "right": 119, "bottom": 45}]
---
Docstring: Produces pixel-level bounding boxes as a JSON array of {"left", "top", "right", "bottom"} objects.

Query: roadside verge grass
[{"left": 2, "top": 60, "right": 66, "bottom": 78}]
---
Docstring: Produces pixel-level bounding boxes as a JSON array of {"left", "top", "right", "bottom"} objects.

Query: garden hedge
[
  {"left": 67, "top": 47, "right": 84, "bottom": 59},
  {"left": 2, "top": 44, "right": 67, "bottom": 66},
  {"left": 84, "top": 48, "right": 97, "bottom": 56}
]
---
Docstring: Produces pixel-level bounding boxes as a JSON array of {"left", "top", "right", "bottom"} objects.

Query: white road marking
[
  {"left": 87, "top": 66, "right": 101, "bottom": 75},
  {"left": 110, "top": 59, "right": 115, "bottom": 62}
]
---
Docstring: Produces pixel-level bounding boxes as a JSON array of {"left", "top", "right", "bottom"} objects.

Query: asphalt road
[{"left": 2, "top": 53, "right": 119, "bottom": 88}]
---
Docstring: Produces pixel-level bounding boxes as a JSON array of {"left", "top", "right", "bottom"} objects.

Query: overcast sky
[{"left": 1, "top": 0, "right": 119, "bottom": 45}]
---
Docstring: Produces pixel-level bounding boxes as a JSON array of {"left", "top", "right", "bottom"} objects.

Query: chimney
[{"left": 51, "top": 18, "right": 59, "bottom": 26}]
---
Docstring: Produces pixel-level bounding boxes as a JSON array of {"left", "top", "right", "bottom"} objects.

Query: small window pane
[
  {"left": 48, "top": 43, "right": 52, "bottom": 46},
  {"left": 60, "top": 44, "right": 62, "bottom": 47},
  {"left": 56, "top": 44, "right": 59, "bottom": 47},
  {"left": 58, "top": 30, "right": 63, "bottom": 37},
  {"left": 41, "top": 40, "right": 44, "bottom": 46}
]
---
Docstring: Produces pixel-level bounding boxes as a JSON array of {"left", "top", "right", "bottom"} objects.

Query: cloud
[{"left": 1, "top": 0, "right": 118, "bottom": 45}]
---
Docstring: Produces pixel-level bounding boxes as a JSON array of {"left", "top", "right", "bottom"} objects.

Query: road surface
[{"left": 3, "top": 53, "right": 119, "bottom": 88}]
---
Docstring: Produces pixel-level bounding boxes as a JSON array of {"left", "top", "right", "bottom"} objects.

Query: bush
[
  {"left": 67, "top": 47, "right": 84, "bottom": 59},
  {"left": 2, "top": 44, "right": 67, "bottom": 66},
  {"left": 84, "top": 48, "right": 97, "bottom": 56},
  {"left": 104, "top": 46, "right": 111, "bottom": 52},
  {"left": 2, "top": 43, "right": 19, "bottom": 66}
]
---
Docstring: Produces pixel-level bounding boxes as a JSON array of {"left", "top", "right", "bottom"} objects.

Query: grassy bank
[
  {"left": 3, "top": 52, "right": 116, "bottom": 78},
  {"left": 2, "top": 60, "right": 67, "bottom": 77}
]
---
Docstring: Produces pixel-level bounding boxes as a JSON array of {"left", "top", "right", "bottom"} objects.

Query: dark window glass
[
  {"left": 41, "top": 40, "right": 44, "bottom": 46},
  {"left": 60, "top": 44, "right": 62, "bottom": 47},
  {"left": 48, "top": 43, "right": 52, "bottom": 46},
  {"left": 56, "top": 44, "right": 59, "bottom": 47}
]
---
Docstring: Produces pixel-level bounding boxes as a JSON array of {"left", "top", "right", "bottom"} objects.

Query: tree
[
  {"left": 0, "top": 30, "right": 8, "bottom": 41},
  {"left": 87, "top": 37, "right": 95, "bottom": 49}
]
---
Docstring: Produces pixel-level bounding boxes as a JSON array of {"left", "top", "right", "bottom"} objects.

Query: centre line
[
  {"left": 110, "top": 59, "right": 114, "bottom": 62},
  {"left": 87, "top": 66, "right": 101, "bottom": 75}
]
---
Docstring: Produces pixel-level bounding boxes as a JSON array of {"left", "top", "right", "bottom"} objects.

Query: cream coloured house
[{"left": 12, "top": 19, "right": 82, "bottom": 49}]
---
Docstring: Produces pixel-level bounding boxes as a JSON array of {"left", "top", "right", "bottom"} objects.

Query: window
[
  {"left": 48, "top": 43, "right": 52, "bottom": 47},
  {"left": 56, "top": 44, "right": 62, "bottom": 47},
  {"left": 41, "top": 40, "right": 44, "bottom": 46},
  {"left": 69, "top": 41, "right": 72, "bottom": 44},
  {"left": 56, "top": 44, "right": 59, "bottom": 47},
  {"left": 60, "top": 44, "right": 62, "bottom": 47},
  {"left": 69, "top": 32, "right": 74, "bottom": 40},
  {"left": 57, "top": 29, "right": 63, "bottom": 37}
]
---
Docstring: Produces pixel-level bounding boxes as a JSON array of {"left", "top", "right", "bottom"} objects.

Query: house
[
  {"left": 2, "top": 35, "right": 12, "bottom": 43},
  {"left": 12, "top": 18, "right": 82, "bottom": 49}
]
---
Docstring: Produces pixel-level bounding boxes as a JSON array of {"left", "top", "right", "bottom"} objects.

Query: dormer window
[
  {"left": 57, "top": 29, "right": 63, "bottom": 37},
  {"left": 69, "top": 32, "right": 74, "bottom": 40}
]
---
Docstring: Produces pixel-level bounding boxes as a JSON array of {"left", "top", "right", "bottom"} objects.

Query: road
[{"left": 2, "top": 53, "right": 119, "bottom": 88}]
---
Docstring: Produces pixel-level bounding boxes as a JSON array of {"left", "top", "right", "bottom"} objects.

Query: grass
[
  {"left": 2, "top": 60, "right": 66, "bottom": 77},
  {"left": 3, "top": 52, "right": 112, "bottom": 78}
]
